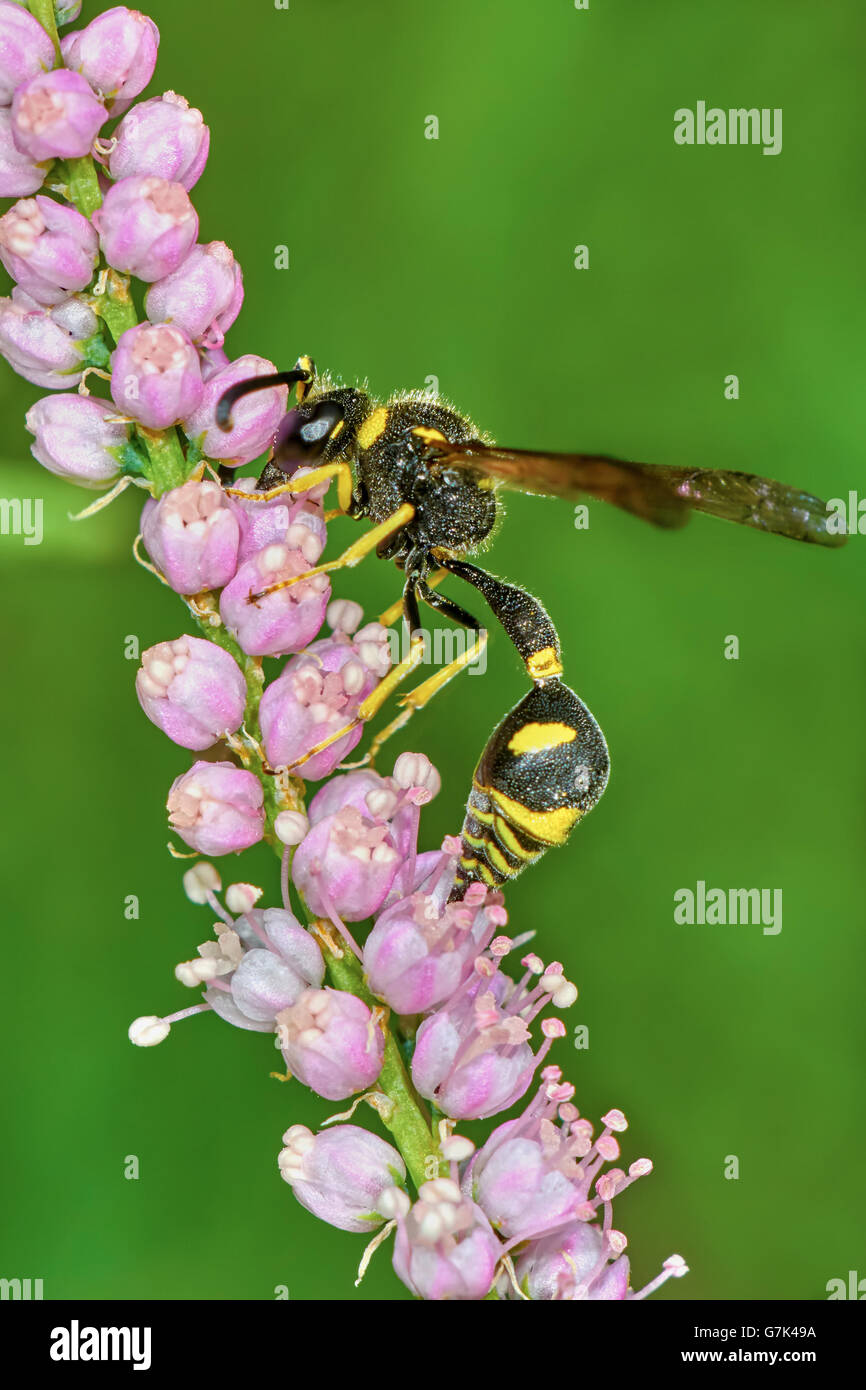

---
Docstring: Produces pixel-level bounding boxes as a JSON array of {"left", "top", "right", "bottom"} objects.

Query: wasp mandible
[{"left": 218, "top": 358, "right": 844, "bottom": 896}]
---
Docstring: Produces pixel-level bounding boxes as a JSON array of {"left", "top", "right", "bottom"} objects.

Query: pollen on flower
[
  {"left": 225, "top": 882, "right": 263, "bottom": 914},
  {"left": 128, "top": 1015, "right": 170, "bottom": 1046},
  {"left": 274, "top": 810, "right": 309, "bottom": 846},
  {"left": 182, "top": 861, "right": 221, "bottom": 903}
]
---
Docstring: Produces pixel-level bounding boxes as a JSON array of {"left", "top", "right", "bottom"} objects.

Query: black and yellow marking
[
  {"left": 453, "top": 679, "right": 610, "bottom": 894},
  {"left": 435, "top": 556, "right": 563, "bottom": 683}
]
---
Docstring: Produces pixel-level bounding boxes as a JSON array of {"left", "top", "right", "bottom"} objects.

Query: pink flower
[
  {"left": 229, "top": 471, "right": 326, "bottom": 564},
  {"left": 140, "top": 480, "right": 240, "bottom": 595},
  {"left": 0, "top": 107, "right": 45, "bottom": 198},
  {"left": 183, "top": 354, "right": 286, "bottom": 463},
  {"left": 92, "top": 175, "right": 198, "bottom": 282},
  {"left": 167, "top": 760, "right": 264, "bottom": 856},
  {"left": 177, "top": 906, "right": 326, "bottom": 1030},
  {"left": 300, "top": 754, "right": 441, "bottom": 913},
  {"left": 145, "top": 241, "right": 243, "bottom": 347},
  {"left": 108, "top": 90, "right": 209, "bottom": 188},
  {"left": 276, "top": 987, "right": 385, "bottom": 1101},
  {"left": 512, "top": 1223, "right": 632, "bottom": 1301},
  {"left": 218, "top": 536, "right": 330, "bottom": 657},
  {"left": 0, "top": 196, "right": 98, "bottom": 306},
  {"left": 392, "top": 1181, "right": 500, "bottom": 1301},
  {"left": 0, "top": 2, "right": 56, "bottom": 105},
  {"left": 136, "top": 635, "right": 247, "bottom": 750},
  {"left": 278, "top": 1124, "right": 406, "bottom": 1233},
  {"left": 411, "top": 952, "right": 575, "bottom": 1121},
  {"left": 61, "top": 6, "right": 159, "bottom": 109},
  {"left": 292, "top": 806, "right": 403, "bottom": 924},
  {"left": 259, "top": 614, "right": 390, "bottom": 780},
  {"left": 365, "top": 863, "right": 507, "bottom": 1016},
  {"left": 11, "top": 68, "right": 106, "bottom": 162},
  {"left": 25, "top": 392, "right": 126, "bottom": 485},
  {"left": 110, "top": 321, "right": 202, "bottom": 428},
  {"left": 0, "top": 288, "right": 97, "bottom": 388}
]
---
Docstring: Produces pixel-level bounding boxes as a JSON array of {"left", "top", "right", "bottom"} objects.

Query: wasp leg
[
  {"left": 285, "top": 628, "right": 429, "bottom": 771},
  {"left": 226, "top": 461, "right": 356, "bottom": 515},
  {"left": 288, "top": 576, "right": 483, "bottom": 772},
  {"left": 361, "top": 582, "right": 487, "bottom": 765},
  {"left": 246, "top": 502, "right": 416, "bottom": 603},
  {"left": 378, "top": 569, "right": 447, "bottom": 627},
  {"left": 433, "top": 552, "right": 563, "bottom": 681}
]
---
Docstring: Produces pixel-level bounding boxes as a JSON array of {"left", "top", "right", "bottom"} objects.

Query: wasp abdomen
[{"left": 453, "top": 679, "right": 610, "bottom": 893}]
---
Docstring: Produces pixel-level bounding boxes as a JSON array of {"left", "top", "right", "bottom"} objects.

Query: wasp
[{"left": 217, "top": 357, "right": 844, "bottom": 897}]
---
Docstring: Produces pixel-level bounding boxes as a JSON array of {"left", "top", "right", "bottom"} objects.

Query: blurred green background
[{"left": 1, "top": 0, "right": 864, "bottom": 1301}]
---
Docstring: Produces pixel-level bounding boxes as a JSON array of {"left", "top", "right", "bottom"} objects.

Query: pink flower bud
[
  {"left": 304, "top": 761, "right": 435, "bottom": 905},
  {"left": 218, "top": 539, "right": 330, "bottom": 658},
  {"left": 141, "top": 478, "right": 239, "bottom": 592},
  {"left": 291, "top": 807, "right": 402, "bottom": 923},
  {"left": 471, "top": 1135, "right": 583, "bottom": 1242},
  {"left": 182, "top": 354, "right": 286, "bottom": 463},
  {"left": 392, "top": 1183, "right": 499, "bottom": 1301},
  {"left": 307, "top": 768, "right": 393, "bottom": 824},
  {"left": 110, "top": 321, "right": 202, "bottom": 428},
  {"left": 278, "top": 1124, "right": 406, "bottom": 1233},
  {"left": 0, "top": 287, "right": 97, "bottom": 387},
  {"left": 167, "top": 759, "right": 264, "bottom": 856},
  {"left": 276, "top": 987, "right": 384, "bottom": 1101},
  {"left": 364, "top": 865, "right": 505, "bottom": 1016},
  {"left": 108, "top": 90, "right": 209, "bottom": 189},
  {"left": 140, "top": 479, "right": 240, "bottom": 595},
  {"left": 145, "top": 241, "right": 243, "bottom": 347},
  {"left": 201, "top": 908, "right": 325, "bottom": 1028},
  {"left": 229, "top": 473, "right": 326, "bottom": 564},
  {"left": 0, "top": 196, "right": 98, "bottom": 305},
  {"left": 0, "top": 3, "right": 56, "bottom": 105},
  {"left": 512, "top": 1224, "right": 630, "bottom": 1301},
  {"left": 11, "top": 68, "right": 106, "bottom": 162},
  {"left": 25, "top": 392, "right": 126, "bottom": 485},
  {"left": 392, "top": 750, "right": 441, "bottom": 804},
  {"left": 0, "top": 107, "right": 45, "bottom": 197},
  {"left": 136, "top": 635, "right": 247, "bottom": 750},
  {"left": 411, "top": 979, "right": 537, "bottom": 1122},
  {"left": 259, "top": 628, "right": 388, "bottom": 780},
  {"left": 92, "top": 175, "right": 198, "bottom": 282},
  {"left": 61, "top": 6, "right": 158, "bottom": 108}
]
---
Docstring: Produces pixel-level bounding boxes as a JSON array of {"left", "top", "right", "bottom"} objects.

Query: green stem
[
  {"left": 27, "top": 0, "right": 61, "bottom": 60},
  {"left": 184, "top": 598, "right": 443, "bottom": 1190},
  {"left": 135, "top": 426, "right": 191, "bottom": 496},
  {"left": 66, "top": 155, "right": 102, "bottom": 218},
  {"left": 324, "top": 940, "right": 440, "bottom": 1190}
]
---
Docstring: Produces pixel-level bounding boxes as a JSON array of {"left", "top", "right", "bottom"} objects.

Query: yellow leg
[
  {"left": 378, "top": 568, "right": 447, "bottom": 628},
  {"left": 363, "top": 630, "right": 488, "bottom": 764},
  {"left": 226, "top": 461, "right": 355, "bottom": 515},
  {"left": 249, "top": 502, "right": 415, "bottom": 603},
  {"left": 286, "top": 632, "right": 428, "bottom": 771}
]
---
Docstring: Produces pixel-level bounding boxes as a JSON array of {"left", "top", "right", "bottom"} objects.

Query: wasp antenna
[{"left": 216, "top": 367, "right": 313, "bottom": 431}]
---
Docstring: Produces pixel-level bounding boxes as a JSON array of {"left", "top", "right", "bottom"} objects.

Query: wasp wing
[{"left": 432, "top": 444, "right": 846, "bottom": 547}]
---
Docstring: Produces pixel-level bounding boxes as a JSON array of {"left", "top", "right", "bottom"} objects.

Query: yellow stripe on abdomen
[
  {"left": 489, "top": 788, "right": 581, "bottom": 847},
  {"left": 507, "top": 721, "right": 576, "bottom": 756}
]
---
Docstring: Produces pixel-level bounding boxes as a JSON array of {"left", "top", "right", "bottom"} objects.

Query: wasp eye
[{"left": 273, "top": 400, "right": 344, "bottom": 476}]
